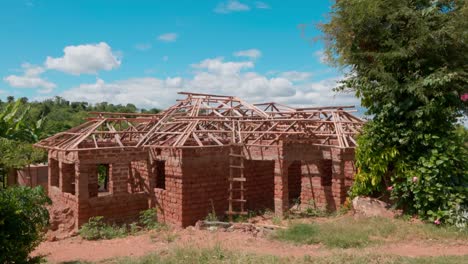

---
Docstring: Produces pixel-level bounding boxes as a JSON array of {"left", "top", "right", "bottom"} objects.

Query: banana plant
[{"left": 0, "top": 100, "right": 45, "bottom": 143}]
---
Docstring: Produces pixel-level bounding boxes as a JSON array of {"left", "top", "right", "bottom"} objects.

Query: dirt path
[{"left": 34, "top": 228, "right": 468, "bottom": 263}]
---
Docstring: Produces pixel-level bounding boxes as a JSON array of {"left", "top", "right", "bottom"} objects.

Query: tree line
[{"left": 0, "top": 95, "right": 160, "bottom": 187}]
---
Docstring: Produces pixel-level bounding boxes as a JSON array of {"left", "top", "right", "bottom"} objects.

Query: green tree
[
  {"left": 0, "top": 186, "right": 51, "bottom": 263},
  {"left": 0, "top": 100, "right": 45, "bottom": 143},
  {"left": 321, "top": 0, "right": 468, "bottom": 222},
  {"left": 0, "top": 100, "right": 46, "bottom": 187}
]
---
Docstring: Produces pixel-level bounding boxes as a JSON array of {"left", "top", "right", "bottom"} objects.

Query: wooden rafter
[{"left": 34, "top": 92, "right": 365, "bottom": 151}]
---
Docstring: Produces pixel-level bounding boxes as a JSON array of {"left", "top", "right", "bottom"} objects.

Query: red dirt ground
[{"left": 33, "top": 227, "right": 468, "bottom": 263}]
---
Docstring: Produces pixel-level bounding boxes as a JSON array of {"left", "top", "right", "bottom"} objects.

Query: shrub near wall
[
  {"left": 320, "top": 0, "right": 468, "bottom": 223},
  {"left": 0, "top": 186, "right": 51, "bottom": 263}
]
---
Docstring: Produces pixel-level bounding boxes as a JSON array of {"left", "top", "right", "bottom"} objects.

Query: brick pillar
[
  {"left": 274, "top": 159, "right": 288, "bottom": 217},
  {"left": 58, "top": 162, "right": 63, "bottom": 190},
  {"left": 75, "top": 162, "right": 89, "bottom": 201},
  {"left": 331, "top": 148, "right": 346, "bottom": 206},
  {"left": 75, "top": 162, "right": 89, "bottom": 228}
]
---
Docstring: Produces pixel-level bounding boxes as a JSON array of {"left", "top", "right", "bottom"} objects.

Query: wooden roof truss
[{"left": 35, "top": 92, "right": 364, "bottom": 151}]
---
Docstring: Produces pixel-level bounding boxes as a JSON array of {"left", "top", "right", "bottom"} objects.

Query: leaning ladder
[{"left": 226, "top": 144, "right": 247, "bottom": 221}]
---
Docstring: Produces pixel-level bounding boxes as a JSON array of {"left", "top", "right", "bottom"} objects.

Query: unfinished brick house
[{"left": 35, "top": 92, "right": 364, "bottom": 229}]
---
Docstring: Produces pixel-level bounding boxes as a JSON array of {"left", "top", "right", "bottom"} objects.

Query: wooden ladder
[{"left": 226, "top": 144, "right": 247, "bottom": 221}]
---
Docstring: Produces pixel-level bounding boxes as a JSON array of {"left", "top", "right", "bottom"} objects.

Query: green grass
[
  {"left": 273, "top": 216, "right": 468, "bottom": 248},
  {"left": 65, "top": 246, "right": 468, "bottom": 264}
]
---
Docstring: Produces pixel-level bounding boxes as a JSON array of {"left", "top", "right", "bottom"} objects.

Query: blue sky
[{"left": 0, "top": 0, "right": 358, "bottom": 109}]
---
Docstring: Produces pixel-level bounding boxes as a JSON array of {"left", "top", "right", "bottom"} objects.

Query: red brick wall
[
  {"left": 77, "top": 193, "right": 148, "bottom": 225},
  {"left": 287, "top": 161, "right": 302, "bottom": 203},
  {"left": 178, "top": 147, "right": 276, "bottom": 227},
  {"left": 244, "top": 160, "right": 274, "bottom": 211},
  {"left": 47, "top": 149, "right": 153, "bottom": 228},
  {"left": 76, "top": 148, "right": 151, "bottom": 226},
  {"left": 180, "top": 147, "right": 230, "bottom": 226},
  {"left": 299, "top": 148, "right": 356, "bottom": 210},
  {"left": 129, "top": 160, "right": 151, "bottom": 193},
  {"left": 152, "top": 149, "right": 183, "bottom": 226},
  {"left": 301, "top": 161, "right": 338, "bottom": 210},
  {"left": 46, "top": 143, "right": 356, "bottom": 229},
  {"left": 16, "top": 164, "right": 48, "bottom": 191}
]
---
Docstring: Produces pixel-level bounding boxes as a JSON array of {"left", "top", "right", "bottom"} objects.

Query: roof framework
[{"left": 35, "top": 92, "right": 364, "bottom": 151}]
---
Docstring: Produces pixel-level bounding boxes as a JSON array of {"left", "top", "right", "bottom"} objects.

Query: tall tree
[{"left": 321, "top": 0, "right": 467, "bottom": 222}]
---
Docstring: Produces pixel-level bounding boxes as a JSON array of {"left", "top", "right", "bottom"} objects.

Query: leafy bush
[
  {"left": 320, "top": 0, "right": 468, "bottom": 223},
  {"left": 353, "top": 123, "right": 468, "bottom": 223},
  {"left": 0, "top": 186, "right": 51, "bottom": 263},
  {"left": 79, "top": 216, "right": 127, "bottom": 240},
  {"left": 302, "top": 200, "right": 329, "bottom": 217},
  {"left": 448, "top": 204, "right": 468, "bottom": 231},
  {"left": 80, "top": 208, "right": 163, "bottom": 240},
  {"left": 139, "top": 208, "right": 160, "bottom": 230},
  {"left": 205, "top": 212, "right": 219, "bottom": 222}
]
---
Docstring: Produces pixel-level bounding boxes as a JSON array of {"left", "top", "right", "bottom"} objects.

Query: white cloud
[
  {"left": 214, "top": 0, "right": 250, "bottom": 13},
  {"left": 62, "top": 57, "right": 358, "bottom": 109},
  {"left": 279, "top": 71, "right": 312, "bottom": 81},
  {"left": 192, "top": 57, "right": 254, "bottom": 75},
  {"left": 314, "top": 50, "right": 327, "bottom": 64},
  {"left": 233, "top": 49, "right": 262, "bottom": 59},
  {"left": 158, "top": 33, "right": 178, "bottom": 42},
  {"left": 282, "top": 77, "right": 359, "bottom": 107},
  {"left": 45, "top": 42, "right": 121, "bottom": 75},
  {"left": 255, "top": 1, "right": 270, "bottom": 9},
  {"left": 3, "top": 63, "right": 56, "bottom": 93},
  {"left": 62, "top": 78, "right": 180, "bottom": 108},
  {"left": 135, "top": 43, "right": 152, "bottom": 51}
]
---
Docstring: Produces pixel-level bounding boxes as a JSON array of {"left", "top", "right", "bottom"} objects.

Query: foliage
[
  {"left": 97, "top": 164, "right": 109, "bottom": 191},
  {"left": 0, "top": 138, "right": 46, "bottom": 170},
  {"left": 0, "top": 99, "right": 45, "bottom": 143},
  {"left": 271, "top": 216, "right": 282, "bottom": 225},
  {"left": 0, "top": 100, "right": 45, "bottom": 187},
  {"left": 79, "top": 216, "right": 127, "bottom": 240},
  {"left": 80, "top": 209, "right": 162, "bottom": 240},
  {"left": 302, "top": 200, "right": 329, "bottom": 217},
  {"left": 0, "top": 186, "right": 51, "bottom": 263},
  {"left": 0, "top": 96, "right": 160, "bottom": 187},
  {"left": 139, "top": 208, "right": 160, "bottom": 230},
  {"left": 205, "top": 212, "right": 219, "bottom": 222},
  {"left": 320, "top": 0, "right": 468, "bottom": 223},
  {"left": 448, "top": 204, "right": 468, "bottom": 230},
  {"left": 0, "top": 96, "right": 160, "bottom": 140}
]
